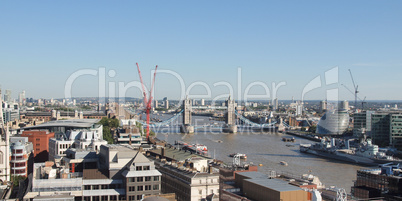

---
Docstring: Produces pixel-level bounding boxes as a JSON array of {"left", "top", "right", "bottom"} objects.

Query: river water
[{"left": 148, "top": 114, "right": 366, "bottom": 193}]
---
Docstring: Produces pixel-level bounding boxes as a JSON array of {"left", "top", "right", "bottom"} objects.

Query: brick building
[{"left": 21, "top": 130, "right": 54, "bottom": 162}]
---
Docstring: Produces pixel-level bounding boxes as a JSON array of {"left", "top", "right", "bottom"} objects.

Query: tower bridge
[{"left": 133, "top": 97, "right": 278, "bottom": 133}]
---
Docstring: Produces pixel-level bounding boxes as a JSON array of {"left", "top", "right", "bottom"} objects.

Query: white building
[
  {"left": 116, "top": 119, "right": 144, "bottom": 145},
  {"left": 49, "top": 124, "right": 107, "bottom": 161},
  {"left": 0, "top": 88, "right": 10, "bottom": 182}
]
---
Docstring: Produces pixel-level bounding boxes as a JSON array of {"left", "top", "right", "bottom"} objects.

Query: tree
[
  {"left": 98, "top": 117, "right": 118, "bottom": 144},
  {"left": 308, "top": 125, "right": 317, "bottom": 133},
  {"left": 11, "top": 175, "right": 26, "bottom": 188},
  {"left": 103, "top": 126, "right": 114, "bottom": 144}
]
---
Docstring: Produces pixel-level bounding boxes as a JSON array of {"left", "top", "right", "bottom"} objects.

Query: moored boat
[{"left": 229, "top": 153, "right": 247, "bottom": 159}]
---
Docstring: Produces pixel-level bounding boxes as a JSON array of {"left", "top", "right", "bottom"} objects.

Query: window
[
  {"left": 110, "top": 195, "right": 117, "bottom": 201},
  {"left": 199, "top": 180, "right": 202, "bottom": 184},
  {"left": 153, "top": 185, "right": 159, "bottom": 190},
  {"left": 129, "top": 186, "right": 135, "bottom": 191},
  {"left": 101, "top": 185, "right": 108, "bottom": 189},
  {"left": 129, "top": 177, "right": 135, "bottom": 182},
  {"left": 199, "top": 190, "right": 202, "bottom": 195},
  {"left": 143, "top": 166, "right": 150, "bottom": 170},
  {"left": 137, "top": 186, "right": 143, "bottom": 191},
  {"left": 154, "top": 176, "right": 159, "bottom": 181},
  {"left": 84, "top": 185, "right": 91, "bottom": 190},
  {"left": 137, "top": 177, "right": 143, "bottom": 182},
  {"left": 101, "top": 196, "right": 108, "bottom": 201},
  {"left": 137, "top": 195, "right": 142, "bottom": 200},
  {"left": 145, "top": 176, "right": 151, "bottom": 181},
  {"left": 92, "top": 185, "right": 99, "bottom": 190},
  {"left": 211, "top": 179, "right": 213, "bottom": 183},
  {"left": 136, "top": 166, "right": 142, "bottom": 171},
  {"left": 145, "top": 185, "right": 151, "bottom": 191},
  {"left": 211, "top": 189, "right": 214, "bottom": 194},
  {"left": 128, "top": 196, "right": 135, "bottom": 201}
]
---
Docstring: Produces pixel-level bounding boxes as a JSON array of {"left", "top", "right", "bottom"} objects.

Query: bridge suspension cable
[{"left": 235, "top": 111, "right": 276, "bottom": 127}]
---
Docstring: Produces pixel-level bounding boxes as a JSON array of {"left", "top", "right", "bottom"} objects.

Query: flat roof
[
  {"left": 236, "top": 171, "right": 267, "bottom": 179},
  {"left": 24, "top": 119, "right": 100, "bottom": 129},
  {"left": 245, "top": 178, "right": 302, "bottom": 192},
  {"left": 149, "top": 147, "right": 210, "bottom": 162}
]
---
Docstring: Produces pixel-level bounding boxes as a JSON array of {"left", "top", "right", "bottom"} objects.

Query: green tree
[
  {"left": 103, "top": 126, "right": 114, "bottom": 144},
  {"left": 11, "top": 175, "right": 26, "bottom": 188},
  {"left": 308, "top": 125, "right": 317, "bottom": 133},
  {"left": 98, "top": 117, "right": 119, "bottom": 144}
]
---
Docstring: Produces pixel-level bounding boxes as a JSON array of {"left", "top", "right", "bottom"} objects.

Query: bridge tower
[
  {"left": 180, "top": 97, "right": 194, "bottom": 133},
  {"left": 223, "top": 96, "right": 237, "bottom": 133}
]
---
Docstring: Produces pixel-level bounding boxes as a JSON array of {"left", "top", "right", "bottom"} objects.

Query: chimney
[{"left": 161, "top": 147, "right": 165, "bottom": 157}]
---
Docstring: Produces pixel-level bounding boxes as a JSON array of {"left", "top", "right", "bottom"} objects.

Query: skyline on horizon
[{"left": 1, "top": 1, "right": 402, "bottom": 101}]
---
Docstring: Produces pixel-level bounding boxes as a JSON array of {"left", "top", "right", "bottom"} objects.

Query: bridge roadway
[{"left": 139, "top": 113, "right": 278, "bottom": 133}]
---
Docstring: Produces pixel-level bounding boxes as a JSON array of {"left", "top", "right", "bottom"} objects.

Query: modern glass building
[{"left": 316, "top": 110, "right": 349, "bottom": 135}]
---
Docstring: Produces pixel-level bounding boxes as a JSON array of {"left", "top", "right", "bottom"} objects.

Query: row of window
[
  {"left": 12, "top": 149, "right": 23, "bottom": 154},
  {"left": 128, "top": 184, "right": 159, "bottom": 191},
  {"left": 135, "top": 166, "right": 150, "bottom": 171},
  {"left": 12, "top": 169, "right": 25, "bottom": 174},
  {"left": 128, "top": 195, "right": 144, "bottom": 201},
  {"left": 198, "top": 178, "right": 216, "bottom": 184},
  {"left": 11, "top": 162, "right": 26, "bottom": 167},
  {"left": 59, "top": 144, "right": 71, "bottom": 149},
  {"left": 11, "top": 156, "right": 25, "bottom": 160},
  {"left": 128, "top": 176, "right": 159, "bottom": 183},
  {"left": 199, "top": 189, "right": 214, "bottom": 195},
  {"left": 84, "top": 184, "right": 122, "bottom": 190}
]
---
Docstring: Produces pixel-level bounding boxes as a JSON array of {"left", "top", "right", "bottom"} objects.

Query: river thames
[{"left": 149, "top": 114, "right": 367, "bottom": 193}]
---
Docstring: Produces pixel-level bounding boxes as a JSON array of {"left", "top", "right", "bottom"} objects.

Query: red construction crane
[{"left": 136, "top": 63, "right": 158, "bottom": 141}]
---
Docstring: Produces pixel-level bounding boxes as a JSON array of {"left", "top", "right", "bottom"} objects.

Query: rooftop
[
  {"left": 236, "top": 171, "right": 268, "bottom": 179},
  {"left": 24, "top": 119, "right": 100, "bottom": 129},
  {"left": 245, "top": 178, "right": 302, "bottom": 192},
  {"left": 148, "top": 147, "right": 210, "bottom": 162}
]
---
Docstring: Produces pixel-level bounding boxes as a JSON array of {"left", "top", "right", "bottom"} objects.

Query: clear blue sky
[{"left": 1, "top": 1, "right": 402, "bottom": 101}]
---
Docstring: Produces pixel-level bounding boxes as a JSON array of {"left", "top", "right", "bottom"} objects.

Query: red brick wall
[{"left": 22, "top": 130, "right": 55, "bottom": 162}]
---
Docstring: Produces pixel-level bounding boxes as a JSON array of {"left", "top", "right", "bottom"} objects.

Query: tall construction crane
[
  {"left": 361, "top": 96, "right": 367, "bottom": 110},
  {"left": 348, "top": 69, "right": 359, "bottom": 112},
  {"left": 341, "top": 84, "right": 366, "bottom": 110},
  {"left": 136, "top": 63, "right": 158, "bottom": 142}
]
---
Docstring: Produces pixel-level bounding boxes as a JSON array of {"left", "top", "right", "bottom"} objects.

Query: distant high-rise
[
  {"left": 19, "top": 90, "right": 25, "bottom": 106},
  {"left": 0, "top": 87, "right": 11, "bottom": 182},
  {"left": 319, "top": 100, "right": 327, "bottom": 113},
  {"left": 296, "top": 102, "right": 303, "bottom": 116},
  {"left": 37, "top": 99, "right": 43, "bottom": 106},
  {"left": 340, "top": 100, "right": 349, "bottom": 111},
  {"left": 4, "top": 90, "right": 11, "bottom": 103},
  {"left": 0, "top": 88, "right": 4, "bottom": 127},
  {"left": 154, "top": 100, "right": 158, "bottom": 108},
  {"left": 163, "top": 97, "right": 169, "bottom": 109},
  {"left": 201, "top": 98, "right": 205, "bottom": 106},
  {"left": 273, "top": 98, "right": 279, "bottom": 111}
]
